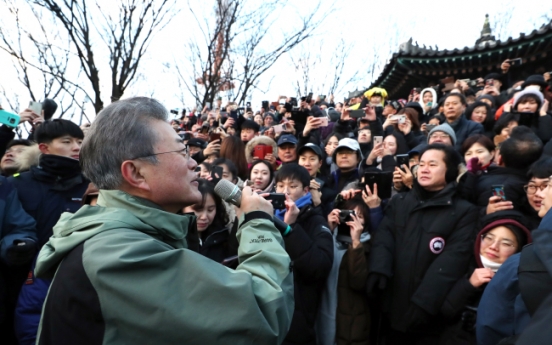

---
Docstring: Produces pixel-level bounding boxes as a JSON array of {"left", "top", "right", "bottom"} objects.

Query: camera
[
  {"left": 339, "top": 210, "right": 355, "bottom": 223},
  {"left": 170, "top": 108, "right": 180, "bottom": 115}
]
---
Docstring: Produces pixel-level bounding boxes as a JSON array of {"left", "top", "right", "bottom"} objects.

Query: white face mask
[{"left": 480, "top": 254, "right": 502, "bottom": 273}]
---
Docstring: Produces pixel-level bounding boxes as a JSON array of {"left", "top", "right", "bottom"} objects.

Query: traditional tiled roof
[{"left": 370, "top": 20, "right": 552, "bottom": 98}]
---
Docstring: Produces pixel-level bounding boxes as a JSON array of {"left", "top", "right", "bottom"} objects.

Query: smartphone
[
  {"left": 485, "top": 80, "right": 494, "bottom": 87},
  {"left": 491, "top": 184, "right": 506, "bottom": 201},
  {"left": 398, "top": 115, "right": 406, "bottom": 124},
  {"left": 253, "top": 145, "right": 272, "bottom": 160},
  {"left": 509, "top": 58, "right": 522, "bottom": 66},
  {"left": 373, "top": 136, "right": 383, "bottom": 146},
  {"left": 313, "top": 177, "right": 325, "bottom": 189},
  {"left": 273, "top": 123, "right": 286, "bottom": 135},
  {"left": 264, "top": 193, "right": 286, "bottom": 209},
  {"left": 350, "top": 110, "right": 365, "bottom": 118},
  {"left": 262, "top": 101, "right": 269, "bottom": 110},
  {"left": 209, "top": 132, "right": 221, "bottom": 142},
  {"left": 319, "top": 117, "right": 329, "bottom": 127},
  {"left": 425, "top": 124, "right": 437, "bottom": 132},
  {"left": 320, "top": 95, "right": 326, "bottom": 100},
  {"left": 306, "top": 92, "right": 313, "bottom": 103},
  {"left": 201, "top": 125, "right": 209, "bottom": 135},
  {"left": 0, "top": 110, "right": 20, "bottom": 128},
  {"left": 396, "top": 154, "right": 410, "bottom": 171},
  {"left": 290, "top": 97, "right": 298, "bottom": 107},
  {"left": 364, "top": 171, "right": 393, "bottom": 199},
  {"left": 211, "top": 166, "right": 224, "bottom": 180},
  {"left": 206, "top": 102, "right": 212, "bottom": 109},
  {"left": 291, "top": 110, "right": 309, "bottom": 125},
  {"left": 29, "top": 101, "right": 42, "bottom": 115},
  {"left": 246, "top": 101, "right": 251, "bottom": 108},
  {"left": 427, "top": 102, "right": 433, "bottom": 107}
]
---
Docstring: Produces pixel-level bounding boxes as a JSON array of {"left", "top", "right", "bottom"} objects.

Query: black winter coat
[
  {"left": 283, "top": 204, "right": 334, "bottom": 345},
  {"left": 473, "top": 166, "right": 528, "bottom": 211},
  {"left": 448, "top": 116, "right": 484, "bottom": 152},
  {"left": 8, "top": 160, "right": 89, "bottom": 249},
  {"left": 369, "top": 183, "right": 478, "bottom": 334}
]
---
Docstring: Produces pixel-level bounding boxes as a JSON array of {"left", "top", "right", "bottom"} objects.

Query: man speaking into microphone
[{"left": 33, "top": 97, "right": 294, "bottom": 345}]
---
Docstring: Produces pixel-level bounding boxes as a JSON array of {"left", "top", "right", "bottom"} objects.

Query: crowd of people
[{"left": 0, "top": 58, "right": 551, "bottom": 345}]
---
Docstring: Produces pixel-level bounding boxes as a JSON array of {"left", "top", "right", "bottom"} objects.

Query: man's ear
[
  {"left": 121, "top": 160, "right": 151, "bottom": 192},
  {"left": 38, "top": 143, "right": 50, "bottom": 154}
]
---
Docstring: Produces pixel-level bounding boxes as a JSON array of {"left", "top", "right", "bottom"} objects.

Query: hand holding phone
[{"left": 491, "top": 185, "right": 506, "bottom": 201}]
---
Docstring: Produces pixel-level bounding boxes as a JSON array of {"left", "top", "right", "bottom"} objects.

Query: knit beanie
[
  {"left": 428, "top": 123, "right": 457, "bottom": 146},
  {"left": 513, "top": 89, "right": 544, "bottom": 110}
]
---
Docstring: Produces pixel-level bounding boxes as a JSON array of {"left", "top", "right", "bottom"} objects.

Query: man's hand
[
  {"left": 310, "top": 179, "right": 322, "bottom": 206},
  {"left": 6, "top": 239, "right": 36, "bottom": 266},
  {"left": 340, "top": 189, "right": 360, "bottom": 201},
  {"left": 486, "top": 196, "right": 513, "bottom": 214},
  {"left": 303, "top": 116, "right": 323, "bottom": 137},
  {"left": 18, "top": 109, "right": 39, "bottom": 124},
  {"left": 469, "top": 268, "right": 495, "bottom": 288},
  {"left": 501, "top": 59, "right": 511, "bottom": 73},
  {"left": 240, "top": 186, "right": 274, "bottom": 215},
  {"left": 283, "top": 194, "right": 300, "bottom": 225},
  {"left": 364, "top": 105, "right": 376, "bottom": 121},
  {"left": 362, "top": 184, "right": 381, "bottom": 208},
  {"left": 366, "top": 143, "right": 383, "bottom": 165},
  {"left": 203, "top": 139, "right": 220, "bottom": 156}
]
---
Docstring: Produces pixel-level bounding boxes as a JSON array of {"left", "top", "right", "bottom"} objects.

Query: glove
[
  {"left": 6, "top": 239, "right": 36, "bottom": 266},
  {"left": 466, "top": 157, "right": 482, "bottom": 174},
  {"left": 366, "top": 273, "right": 388, "bottom": 293}
]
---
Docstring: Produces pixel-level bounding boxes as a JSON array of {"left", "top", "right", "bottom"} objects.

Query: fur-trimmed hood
[
  {"left": 244, "top": 136, "right": 278, "bottom": 164},
  {"left": 16, "top": 144, "right": 41, "bottom": 173}
]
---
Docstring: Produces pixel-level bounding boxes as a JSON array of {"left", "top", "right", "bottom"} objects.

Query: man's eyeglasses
[
  {"left": 131, "top": 146, "right": 190, "bottom": 160},
  {"left": 523, "top": 182, "right": 549, "bottom": 195}
]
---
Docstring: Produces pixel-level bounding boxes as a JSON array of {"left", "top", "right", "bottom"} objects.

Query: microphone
[{"left": 214, "top": 179, "right": 291, "bottom": 236}]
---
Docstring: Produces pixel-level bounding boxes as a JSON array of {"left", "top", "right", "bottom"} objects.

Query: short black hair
[
  {"left": 6, "top": 139, "right": 33, "bottom": 151},
  {"left": 500, "top": 126, "right": 543, "bottom": 170},
  {"left": 528, "top": 157, "right": 552, "bottom": 179},
  {"left": 33, "top": 119, "right": 84, "bottom": 144},
  {"left": 443, "top": 93, "right": 467, "bottom": 106},
  {"left": 241, "top": 119, "right": 260, "bottom": 132},
  {"left": 42, "top": 98, "right": 58, "bottom": 120},
  {"left": 419, "top": 143, "right": 462, "bottom": 184},
  {"left": 274, "top": 163, "right": 310, "bottom": 189},
  {"left": 213, "top": 157, "right": 238, "bottom": 183}
]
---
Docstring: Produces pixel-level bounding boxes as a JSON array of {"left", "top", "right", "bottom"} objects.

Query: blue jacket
[
  {"left": 476, "top": 254, "right": 530, "bottom": 345},
  {"left": 10, "top": 159, "right": 88, "bottom": 345},
  {"left": 449, "top": 116, "right": 484, "bottom": 152},
  {"left": 0, "top": 176, "right": 37, "bottom": 264}
]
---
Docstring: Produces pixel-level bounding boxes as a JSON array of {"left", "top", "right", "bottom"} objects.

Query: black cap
[
  {"left": 522, "top": 75, "right": 549, "bottom": 89},
  {"left": 484, "top": 73, "right": 502, "bottom": 81},
  {"left": 297, "top": 143, "right": 323, "bottom": 159},
  {"left": 187, "top": 138, "right": 207, "bottom": 148}
]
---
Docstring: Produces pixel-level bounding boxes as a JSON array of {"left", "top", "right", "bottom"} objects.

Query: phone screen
[{"left": 491, "top": 185, "right": 506, "bottom": 200}]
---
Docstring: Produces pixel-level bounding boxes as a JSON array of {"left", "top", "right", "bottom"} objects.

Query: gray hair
[{"left": 80, "top": 97, "right": 168, "bottom": 189}]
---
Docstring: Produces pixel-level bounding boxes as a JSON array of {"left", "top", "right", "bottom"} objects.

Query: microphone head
[{"left": 214, "top": 179, "right": 241, "bottom": 207}]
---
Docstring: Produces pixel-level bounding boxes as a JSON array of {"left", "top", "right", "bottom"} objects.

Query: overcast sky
[{"left": 0, "top": 0, "right": 550, "bottom": 119}]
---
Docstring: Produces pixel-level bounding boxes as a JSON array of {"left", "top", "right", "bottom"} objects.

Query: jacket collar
[
  {"left": 97, "top": 190, "right": 194, "bottom": 249},
  {"left": 412, "top": 181, "right": 457, "bottom": 207}
]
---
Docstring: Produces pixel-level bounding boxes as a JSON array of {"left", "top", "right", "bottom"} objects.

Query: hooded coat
[
  {"left": 439, "top": 213, "right": 531, "bottom": 345},
  {"left": 33, "top": 189, "right": 294, "bottom": 345},
  {"left": 244, "top": 136, "right": 279, "bottom": 165},
  {"left": 369, "top": 182, "right": 478, "bottom": 334}
]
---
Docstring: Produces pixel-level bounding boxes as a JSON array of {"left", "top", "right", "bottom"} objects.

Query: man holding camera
[
  {"left": 368, "top": 144, "right": 478, "bottom": 344},
  {"left": 274, "top": 163, "right": 333, "bottom": 345},
  {"left": 33, "top": 97, "right": 294, "bottom": 345}
]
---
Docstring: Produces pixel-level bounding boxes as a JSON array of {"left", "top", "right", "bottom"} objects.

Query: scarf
[
  {"left": 274, "top": 192, "right": 312, "bottom": 221},
  {"left": 38, "top": 154, "right": 81, "bottom": 179},
  {"left": 480, "top": 254, "right": 502, "bottom": 273}
]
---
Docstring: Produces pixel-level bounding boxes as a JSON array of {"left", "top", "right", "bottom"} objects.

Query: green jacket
[{"left": 35, "top": 189, "right": 294, "bottom": 345}]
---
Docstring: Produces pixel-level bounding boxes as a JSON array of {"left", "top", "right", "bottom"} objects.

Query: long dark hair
[
  {"left": 220, "top": 136, "right": 248, "bottom": 180},
  {"left": 196, "top": 179, "right": 229, "bottom": 233}
]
